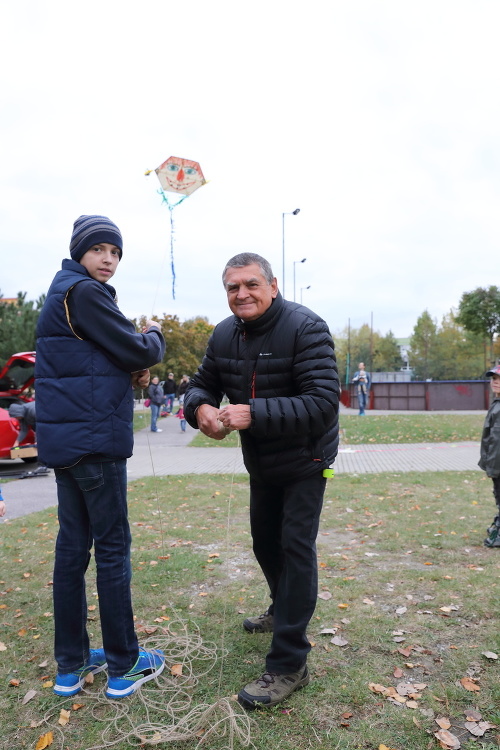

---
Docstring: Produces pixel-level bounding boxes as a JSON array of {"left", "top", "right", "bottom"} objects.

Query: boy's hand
[
  {"left": 143, "top": 320, "right": 161, "bottom": 333},
  {"left": 132, "top": 369, "right": 150, "bottom": 388}
]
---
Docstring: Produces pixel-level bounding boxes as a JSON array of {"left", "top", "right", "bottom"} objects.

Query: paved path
[{"left": 0, "top": 408, "right": 484, "bottom": 520}]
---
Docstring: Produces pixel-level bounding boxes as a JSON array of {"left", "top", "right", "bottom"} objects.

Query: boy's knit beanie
[{"left": 69, "top": 215, "right": 123, "bottom": 262}]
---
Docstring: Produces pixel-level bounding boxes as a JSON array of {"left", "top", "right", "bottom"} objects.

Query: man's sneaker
[
  {"left": 484, "top": 524, "right": 500, "bottom": 547},
  {"left": 54, "top": 648, "right": 107, "bottom": 696},
  {"left": 238, "top": 665, "right": 310, "bottom": 710},
  {"left": 106, "top": 648, "right": 165, "bottom": 699},
  {"left": 243, "top": 611, "right": 274, "bottom": 633}
]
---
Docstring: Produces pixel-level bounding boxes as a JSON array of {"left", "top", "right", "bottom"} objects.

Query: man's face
[
  {"left": 491, "top": 374, "right": 500, "bottom": 395},
  {"left": 79, "top": 243, "right": 120, "bottom": 283},
  {"left": 359, "top": 363, "right": 365, "bottom": 370},
  {"left": 224, "top": 263, "right": 278, "bottom": 321}
]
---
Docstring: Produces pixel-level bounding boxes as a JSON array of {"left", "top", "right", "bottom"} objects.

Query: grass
[
  {"left": 1, "top": 470, "right": 500, "bottom": 749},
  {"left": 189, "top": 413, "right": 486, "bottom": 448},
  {"left": 339, "top": 414, "right": 485, "bottom": 445}
]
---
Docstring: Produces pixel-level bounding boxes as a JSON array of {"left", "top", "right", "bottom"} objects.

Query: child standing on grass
[
  {"left": 0, "top": 485, "right": 5, "bottom": 518},
  {"left": 479, "top": 365, "right": 500, "bottom": 548},
  {"left": 35, "top": 215, "right": 166, "bottom": 699}
]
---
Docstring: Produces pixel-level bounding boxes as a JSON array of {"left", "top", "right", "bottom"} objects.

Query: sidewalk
[{"left": 0, "top": 409, "right": 483, "bottom": 520}]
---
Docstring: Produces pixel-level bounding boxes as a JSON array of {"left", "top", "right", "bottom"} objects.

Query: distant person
[
  {"left": 479, "top": 364, "right": 500, "bottom": 548},
  {"left": 175, "top": 404, "right": 186, "bottom": 432},
  {"left": 35, "top": 214, "right": 166, "bottom": 699},
  {"left": 352, "top": 362, "right": 370, "bottom": 415},
  {"left": 148, "top": 376, "right": 164, "bottom": 433},
  {"left": 163, "top": 372, "right": 176, "bottom": 413},
  {"left": 0, "top": 485, "right": 5, "bottom": 518},
  {"left": 177, "top": 374, "right": 190, "bottom": 405},
  {"left": 9, "top": 400, "right": 37, "bottom": 446}
]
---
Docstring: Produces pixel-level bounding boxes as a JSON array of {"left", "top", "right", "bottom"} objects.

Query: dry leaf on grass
[
  {"left": 317, "top": 591, "right": 332, "bottom": 601},
  {"left": 434, "top": 728, "right": 461, "bottom": 749},
  {"left": 58, "top": 709, "right": 70, "bottom": 726},
  {"left": 393, "top": 667, "right": 404, "bottom": 678},
  {"left": 22, "top": 689, "right": 37, "bottom": 704},
  {"left": 35, "top": 732, "right": 54, "bottom": 750},
  {"left": 482, "top": 651, "right": 498, "bottom": 660},
  {"left": 171, "top": 663, "right": 183, "bottom": 676},
  {"left": 464, "top": 721, "right": 496, "bottom": 737},
  {"left": 330, "top": 636, "right": 349, "bottom": 647},
  {"left": 0, "top": 642, "right": 7, "bottom": 651},
  {"left": 460, "top": 677, "right": 480, "bottom": 692},
  {"left": 9, "top": 678, "right": 20, "bottom": 686},
  {"left": 436, "top": 717, "right": 451, "bottom": 730}
]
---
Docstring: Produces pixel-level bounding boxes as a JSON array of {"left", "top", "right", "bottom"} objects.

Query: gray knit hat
[{"left": 69, "top": 215, "right": 123, "bottom": 262}]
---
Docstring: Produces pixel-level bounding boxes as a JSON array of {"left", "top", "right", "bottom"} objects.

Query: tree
[
  {"left": 0, "top": 292, "right": 45, "bottom": 365},
  {"left": 334, "top": 324, "right": 403, "bottom": 384},
  {"left": 456, "top": 286, "right": 500, "bottom": 363},
  {"left": 136, "top": 313, "right": 214, "bottom": 380},
  {"left": 409, "top": 311, "right": 438, "bottom": 380}
]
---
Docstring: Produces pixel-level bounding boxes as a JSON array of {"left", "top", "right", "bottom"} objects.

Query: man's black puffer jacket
[{"left": 184, "top": 293, "right": 340, "bottom": 484}]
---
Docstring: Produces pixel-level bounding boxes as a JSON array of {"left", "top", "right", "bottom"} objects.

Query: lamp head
[{"left": 292, "top": 208, "right": 300, "bottom": 215}]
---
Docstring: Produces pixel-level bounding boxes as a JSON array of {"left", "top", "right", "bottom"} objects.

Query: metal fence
[{"left": 342, "top": 380, "right": 490, "bottom": 411}]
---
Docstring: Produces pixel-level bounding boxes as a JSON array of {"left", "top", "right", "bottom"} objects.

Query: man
[
  {"left": 184, "top": 252, "right": 339, "bottom": 710},
  {"left": 352, "top": 362, "right": 370, "bottom": 415},
  {"left": 163, "top": 372, "right": 177, "bottom": 413},
  {"left": 9, "top": 400, "right": 36, "bottom": 446}
]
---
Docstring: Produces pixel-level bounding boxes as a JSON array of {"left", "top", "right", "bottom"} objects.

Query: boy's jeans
[
  {"left": 150, "top": 403, "right": 161, "bottom": 431},
  {"left": 53, "top": 459, "right": 139, "bottom": 677}
]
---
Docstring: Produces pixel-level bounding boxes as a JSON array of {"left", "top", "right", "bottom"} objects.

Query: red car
[{"left": 0, "top": 351, "right": 37, "bottom": 462}]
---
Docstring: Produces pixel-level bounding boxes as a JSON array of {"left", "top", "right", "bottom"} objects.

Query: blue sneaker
[
  {"left": 54, "top": 648, "right": 107, "bottom": 696},
  {"left": 106, "top": 648, "right": 165, "bottom": 699}
]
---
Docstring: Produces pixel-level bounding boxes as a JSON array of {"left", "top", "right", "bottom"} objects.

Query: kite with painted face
[{"left": 155, "top": 156, "right": 206, "bottom": 197}]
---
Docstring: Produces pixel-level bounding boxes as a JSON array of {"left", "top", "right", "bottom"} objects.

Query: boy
[
  {"left": 0, "top": 485, "right": 5, "bottom": 517},
  {"left": 35, "top": 215, "right": 166, "bottom": 698},
  {"left": 479, "top": 364, "right": 500, "bottom": 547}
]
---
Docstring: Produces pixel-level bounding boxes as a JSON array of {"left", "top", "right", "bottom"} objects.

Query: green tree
[
  {"left": 137, "top": 313, "right": 214, "bottom": 381},
  {"left": 409, "top": 310, "right": 438, "bottom": 380},
  {"left": 0, "top": 292, "right": 45, "bottom": 365},
  {"left": 372, "top": 330, "right": 403, "bottom": 372},
  {"left": 456, "top": 286, "right": 500, "bottom": 364},
  {"left": 334, "top": 324, "right": 403, "bottom": 384}
]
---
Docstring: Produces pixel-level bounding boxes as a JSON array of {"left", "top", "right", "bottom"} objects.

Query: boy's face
[
  {"left": 79, "top": 243, "right": 120, "bottom": 283},
  {"left": 491, "top": 374, "right": 500, "bottom": 396}
]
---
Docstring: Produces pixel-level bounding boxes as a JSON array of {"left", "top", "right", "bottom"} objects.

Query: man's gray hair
[{"left": 222, "top": 253, "right": 275, "bottom": 286}]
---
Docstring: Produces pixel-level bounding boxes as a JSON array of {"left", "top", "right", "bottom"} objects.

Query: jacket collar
[
  {"left": 61, "top": 258, "right": 117, "bottom": 298},
  {"left": 234, "top": 292, "right": 284, "bottom": 335}
]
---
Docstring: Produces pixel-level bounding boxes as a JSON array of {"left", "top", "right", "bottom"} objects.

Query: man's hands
[
  {"left": 218, "top": 404, "right": 251, "bottom": 431},
  {"left": 131, "top": 369, "right": 150, "bottom": 388},
  {"left": 195, "top": 403, "right": 251, "bottom": 440}
]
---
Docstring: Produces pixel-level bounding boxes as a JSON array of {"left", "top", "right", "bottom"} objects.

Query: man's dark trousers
[{"left": 249, "top": 472, "right": 327, "bottom": 673}]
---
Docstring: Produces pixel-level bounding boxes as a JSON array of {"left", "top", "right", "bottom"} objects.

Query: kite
[{"left": 146, "top": 156, "right": 206, "bottom": 299}]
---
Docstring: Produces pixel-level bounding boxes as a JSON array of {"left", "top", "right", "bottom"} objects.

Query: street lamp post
[
  {"left": 282, "top": 208, "right": 300, "bottom": 298},
  {"left": 293, "top": 258, "right": 306, "bottom": 302},
  {"left": 300, "top": 285, "right": 311, "bottom": 304}
]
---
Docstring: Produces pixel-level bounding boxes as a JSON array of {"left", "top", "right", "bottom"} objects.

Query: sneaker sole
[
  {"left": 237, "top": 669, "right": 310, "bottom": 710},
  {"left": 53, "top": 663, "right": 108, "bottom": 696},
  {"left": 243, "top": 619, "right": 274, "bottom": 634},
  {"left": 105, "top": 658, "right": 165, "bottom": 699}
]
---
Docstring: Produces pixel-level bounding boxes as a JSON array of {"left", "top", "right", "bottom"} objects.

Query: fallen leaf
[
  {"left": 460, "top": 677, "right": 480, "bottom": 692},
  {"left": 317, "top": 591, "right": 332, "bottom": 601},
  {"left": 482, "top": 651, "right": 498, "bottom": 660},
  {"left": 434, "top": 728, "right": 461, "bottom": 749},
  {"left": 22, "top": 689, "right": 37, "bottom": 704},
  {"left": 84, "top": 672, "right": 94, "bottom": 685},
  {"left": 395, "top": 606, "right": 407, "bottom": 615},
  {"left": 397, "top": 647, "right": 413, "bottom": 657},
  {"left": 393, "top": 667, "right": 404, "bottom": 678},
  {"left": 436, "top": 717, "right": 451, "bottom": 730},
  {"left": 42, "top": 681, "right": 54, "bottom": 689},
  {"left": 363, "top": 597, "right": 375, "bottom": 605},
  {"left": 341, "top": 711, "right": 353, "bottom": 719},
  {"left": 35, "top": 732, "right": 54, "bottom": 750},
  {"left": 9, "top": 678, "right": 20, "bottom": 686},
  {"left": 338, "top": 603, "right": 349, "bottom": 609},
  {"left": 319, "top": 628, "right": 337, "bottom": 635},
  {"left": 406, "top": 700, "right": 419, "bottom": 709},
  {"left": 88, "top": 605, "right": 96, "bottom": 611},
  {"left": 72, "top": 703, "right": 84, "bottom": 710},
  {"left": 464, "top": 709, "right": 482, "bottom": 722},
  {"left": 58, "top": 709, "right": 70, "bottom": 726},
  {"left": 171, "top": 663, "right": 183, "bottom": 676},
  {"left": 330, "top": 636, "right": 349, "bottom": 647},
  {"left": 0, "top": 642, "right": 7, "bottom": 651},
  {"left": 38, "top": 660, "right": 48, "bottom": 668}
]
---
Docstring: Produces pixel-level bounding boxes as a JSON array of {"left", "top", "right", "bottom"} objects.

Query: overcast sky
[{"left": 1, "top": 1, "right": 499, "bottom": 339}]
